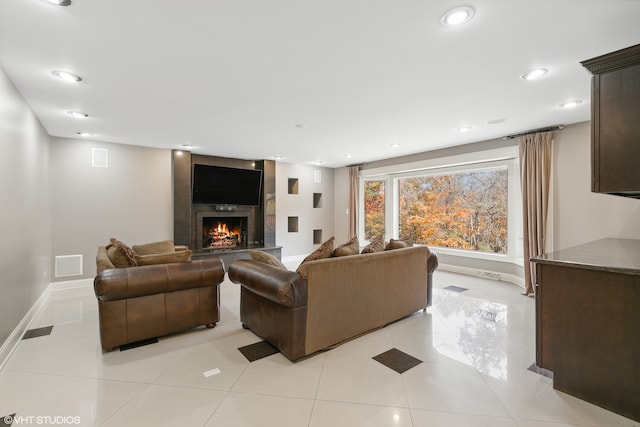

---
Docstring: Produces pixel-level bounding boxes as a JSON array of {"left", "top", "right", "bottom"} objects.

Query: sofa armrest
[
  {"left": 228, "top": 260, "right": 307, "bottom": 308},
  {"left": 94, "top": 258, "right": 225, "bottom": 301},
  {"left": 96, "top": 246, "right": 115, "bottom": 274},
  {"left": 426, "top": 250, "right": 438, "bottom": 307},
  {"left": 427, "top": 250, "right": 438, "bottom": 273}
]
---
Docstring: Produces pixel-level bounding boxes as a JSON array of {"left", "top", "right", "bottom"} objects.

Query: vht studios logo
[{"left": 3, "top": 415, "right": 81, "bottom": 425}]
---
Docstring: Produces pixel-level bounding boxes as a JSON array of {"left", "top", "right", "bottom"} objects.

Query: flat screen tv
[{"left": 192, "top": 164, "right": 263, "bottom": 206}]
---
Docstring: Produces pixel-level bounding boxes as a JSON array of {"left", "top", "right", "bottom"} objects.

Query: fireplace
[{"left": 202, "top": 216, "right": 247, "bottom": 249}]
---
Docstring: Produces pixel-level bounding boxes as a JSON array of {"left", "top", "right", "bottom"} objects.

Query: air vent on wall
[
  {"left": 55, "top": 255, "right": 83, "bottom": 277},
  {"left": 92, "top": 148, "right": 108, "bottom": 168}
]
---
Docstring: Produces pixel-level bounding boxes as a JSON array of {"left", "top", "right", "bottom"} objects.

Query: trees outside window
[
  {"left": 398, "top": 168, "right": 508, "bottom": 254},
  {"left": 363, "top": 180, "right": 385, "bottom": 240}
]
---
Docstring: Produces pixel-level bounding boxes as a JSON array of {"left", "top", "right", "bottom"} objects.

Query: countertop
[{"left": 531, "top": 238, "right": 640, "bottom": 276}]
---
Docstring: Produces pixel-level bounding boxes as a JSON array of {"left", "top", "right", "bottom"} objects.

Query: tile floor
[{"left": 1, "top": 270, "right": 637, "bottom": 427}]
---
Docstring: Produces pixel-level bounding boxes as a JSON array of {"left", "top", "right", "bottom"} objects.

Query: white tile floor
[{"left": 1, "top": 270, "right": 637, "bottom": 427}]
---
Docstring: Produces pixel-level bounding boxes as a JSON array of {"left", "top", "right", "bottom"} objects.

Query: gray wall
[
  {"left": 333, "top": 167, "right": 350, "bottom": 244},
  {"left": 50, "top": 138, "right": 173, "bottom": 280},
  {"left": 553, "top": 122, "right": 640, "bottom": 249},
  {"left": 275, "top": 163, "right": 335, "bottom": 257},
  {"left": 0, "top": 67, "right": 52, "bottom": 343}
]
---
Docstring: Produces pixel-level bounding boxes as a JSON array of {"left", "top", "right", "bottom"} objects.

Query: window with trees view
[
  {"left": 360, "top": 150, "right": 521, "bottom": 263},
  {"left": 398, "top": 168, "right": 508, "bottom": 254},
  {"left": 364, "top": 180, "right": 385, "bottom": 240}
]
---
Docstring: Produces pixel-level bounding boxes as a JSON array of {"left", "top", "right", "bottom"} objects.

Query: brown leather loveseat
[
  {"left": 228, "top": 245, "right": 438, "bottom": 361},
  {"left": 94, "top": 239, "right": 225, "bottom": 350}
]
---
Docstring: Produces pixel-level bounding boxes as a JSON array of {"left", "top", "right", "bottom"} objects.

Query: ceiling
[{"left": 1, "top": 1, "right": 639, "bottom": 168}]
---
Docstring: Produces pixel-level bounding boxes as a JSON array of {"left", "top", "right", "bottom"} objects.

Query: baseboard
[
  {"left": 438, "top": 263, "right": 525, "bottom": 288},
  {"left": 0, "top": 282, "right": 52, "bottom": 371},
  {"left": 51, "top": 278, "right": 93, "bottom": 291},
  {"left": 0, "top": 278, "right": 93, "bottom": 370}
]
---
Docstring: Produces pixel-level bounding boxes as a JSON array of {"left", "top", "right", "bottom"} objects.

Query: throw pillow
[
  {"left": 296, "top": 236, "right": 335, "bottom": 273},
  {"left": 132, "top": 240, "right": 176, "bottom": 255},
  {"left": 105, "top": 238, "right": 138, "bottom": 268},
  {"left": 385, "top": 238, "right": 413, "bottom": 250},
  {"left": 361, "top": 238, "right": 385, "bottom": 254},
  {"left": 134, "top": 250, "right": 192, "bottom": 266},
  {"left": 250, "top": 250, "right": 288, "bottom": 270},
  {"left": 333, "top": 235, "right": 359, "bottom": 257}
]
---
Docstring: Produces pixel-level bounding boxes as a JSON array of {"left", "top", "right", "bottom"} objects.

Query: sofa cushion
[
  {"left": 296, "top": 236, "right": 335, "bottom": 274},
  {"left": 250, "top": 250, "right": 287, "bottom": 270},
  {"left": 361, "top": 238, "right": 385, "bottom": 254},
  {"left": 385, "top": 239, "right": 413, "bottom": 250},
  {"left": 134, "top": 250, "right": 192, "bottom": 266},
  {"left": 106, "top": 238, "right": 138, "bottom": 268},
  {"left": 132, "top": 240, "right": 175, "bottom": 255},
  {"left": 333, "top": 235, "right": 359, "bottom": 257}
]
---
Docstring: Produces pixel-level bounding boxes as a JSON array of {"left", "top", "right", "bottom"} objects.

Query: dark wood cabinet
[
  {"left": 581, "top": 44, "right": 640, "bottom": 198},
  {"left": 532, "top": 239, "right": 640, "bottom": 422}
]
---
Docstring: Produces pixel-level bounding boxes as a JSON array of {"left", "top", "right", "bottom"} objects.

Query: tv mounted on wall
[{"left": 192, "top": 164, "right": 263, "bottom": 206}]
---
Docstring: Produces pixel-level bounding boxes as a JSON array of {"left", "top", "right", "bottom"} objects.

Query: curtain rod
[{"left": 503, "top": 125, "right": 564, "bottom": 140}]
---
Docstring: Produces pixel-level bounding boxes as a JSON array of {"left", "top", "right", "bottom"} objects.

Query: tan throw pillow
[
  {"left": 333, "top": 235, "right": 359, "bottom": 257},
  {"left": 250, "top": 250, "right": 287, "bottom": 270},
  {"left": 132, "top": 240, "right": 176, "bottom": 255},
  {"left": 385, "top": 238, "right": 413, "bottom": 250},
  {"left": 296, "top": 236, "right": 335, "bottom": 273},
  {"left": 361, "top": 238, "right": 385, "bottom": 254},
  {"left": 105, "top": 238, "right": 138, "bottom": 268},
  {"left": 134, "top": 250, "right": 192, "bottom": 266}
]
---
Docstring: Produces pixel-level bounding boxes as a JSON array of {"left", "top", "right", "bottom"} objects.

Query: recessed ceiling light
[
  {"left": 486, "top": 118, "right": 506, "bottom": 125},
  {"left": 43, "top": 0, "right": 72, "bottom": 6},
  {"left": 441, "top": 6, "right": 475, "bottom": 27},
  {"left": 273, "top": 155, "right": 284, "bottom": 160},
  {"left": 67, "top": 111, "right": 88, "bottom": 118},
  {"left": 391, "top": 143, "right": 400, "bottom": 148},
  {"left": 313, "top": 160, "right": 324, "bottom": 165},
  {"left": 344, "top": 153, "right": 353, "bottom": 158},
  {"left": 76, "top": 132, "right": 94, "bottom": 137},
  {"left": 181, "top": 144, "right": 194, "bottom": 149},
  {"left": 559, "top": 100, "right": 582, "bottom": 109},
  {"left": 458, "top": 126, "right": 471, "bottom": 132},
  {"left": 521, "top": 68, "right": 548, "bottom": 81},
  {"left": 52, "top": 70, "right": 82, "bottom": 82}
]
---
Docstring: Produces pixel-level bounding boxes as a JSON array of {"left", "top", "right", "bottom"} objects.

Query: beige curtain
[
  {"left": 520, "top": 131, "right": 553, "bottom": 296},
  {"left": 349, "top": 166, "right": 359, "bottom": 237}
]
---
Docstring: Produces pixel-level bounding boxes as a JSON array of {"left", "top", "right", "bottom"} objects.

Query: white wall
[
  {"left": 553, "top": 121, "right": 640, "bottom": 250},
  {"left": 0, "top": 67, "right": 52, "bottom": 343},
  {"left": 50, "top": 138, "right": 173, "bottom": 280},
  {"left": 275, "top": 163, "right": 335, "bottom": 257}
]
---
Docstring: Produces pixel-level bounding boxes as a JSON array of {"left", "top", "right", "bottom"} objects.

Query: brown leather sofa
[
  {"left": 228, "top": 245, "right": 438, "bottom": 361},
  {"left": 94, "top": 243, "right": 225, "bottom": 351}
]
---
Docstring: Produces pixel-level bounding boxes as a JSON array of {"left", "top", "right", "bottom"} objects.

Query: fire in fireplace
[{"left": 202, "top": 217, "right": 247, "bottom": 249}]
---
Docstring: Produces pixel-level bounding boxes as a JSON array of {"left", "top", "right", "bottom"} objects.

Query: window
[
  {"left": 398, "top": 167, "right": 508, "bottom": 254},
  {"left": 363, "top": 179, "right": 385, "bottom": 240},
  {"left": 358, "top": 147, "right": 522, "bottom": 263}
]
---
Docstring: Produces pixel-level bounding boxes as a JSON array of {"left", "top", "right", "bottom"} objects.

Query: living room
[{"left": 2, "top": 1, "right": 640, "bottom": 426}]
